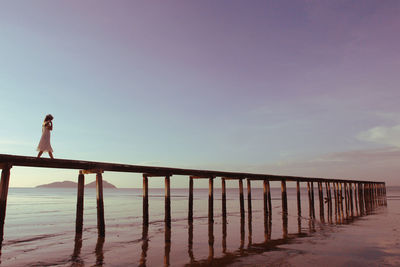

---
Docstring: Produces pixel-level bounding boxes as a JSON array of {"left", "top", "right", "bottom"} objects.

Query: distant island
[{"left": 36, "top": 180, "right": 117, "bottom": 189}]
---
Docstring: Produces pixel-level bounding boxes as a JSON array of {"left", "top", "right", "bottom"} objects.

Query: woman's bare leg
[
  {"left": 37, "top": 151, "right": 43, "bottom": 158},
  {"left": 49, "top": 152, "right": 54, "bottom": 159}
]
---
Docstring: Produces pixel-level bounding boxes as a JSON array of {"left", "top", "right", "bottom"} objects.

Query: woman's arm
[{"left": 46, "top": 121, "right": 53, "bottom": 131}]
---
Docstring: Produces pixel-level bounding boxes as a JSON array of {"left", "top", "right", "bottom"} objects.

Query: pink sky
[{"left": 1, "top": 1, "right": 400, "bottom": 187}]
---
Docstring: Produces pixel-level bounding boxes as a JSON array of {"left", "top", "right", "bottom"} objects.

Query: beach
[{"left": 0, "top": 186, "right": 397, "bottom": 266}]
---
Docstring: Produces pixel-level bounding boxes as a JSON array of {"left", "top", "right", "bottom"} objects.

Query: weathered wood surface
[{"left": 0, "top": 154, "right": 384, "bottom": 184}]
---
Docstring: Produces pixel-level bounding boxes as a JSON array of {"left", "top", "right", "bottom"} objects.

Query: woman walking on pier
[{"left": 37, "top": 114, "right": 54, "bottom": 159}]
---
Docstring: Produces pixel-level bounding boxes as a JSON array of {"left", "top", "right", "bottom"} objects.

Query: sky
[{"left": 1, "top": 0, "right": 400, "bottom": 188}]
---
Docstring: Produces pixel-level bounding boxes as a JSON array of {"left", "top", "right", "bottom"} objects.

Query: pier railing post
[
  {"left": 75, "top": 171, "right": 85, "bottom": 235},
  {"left": 0, "top": 164, "right": 11, "bottom": 243},
  {"left": 96, "top": 171, "right": 105, "bottom": 237}
]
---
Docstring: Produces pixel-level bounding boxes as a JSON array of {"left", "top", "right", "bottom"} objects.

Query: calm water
[{"left": 0, "top": 185, "right": 398, "bottom": 266}]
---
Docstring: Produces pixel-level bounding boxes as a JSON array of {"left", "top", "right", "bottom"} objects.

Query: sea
[{"left": 0, "top": 185, "right": 399, "bottom": 266}]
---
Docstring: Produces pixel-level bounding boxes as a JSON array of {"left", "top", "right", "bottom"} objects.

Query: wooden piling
[
  {"left": 239, "top": 179, "right": 245, "bottom": 220},
  {"left": 383, "top": 183, "right": 387, "bottom": 206},
  {"left": 209, "top": 177, "right": 214, "bottom": 223},
  {"left": 188, "top": 221, "right": 194, "bottom": 263},
  {"left": 281, "top": 180, "right": 288, "bottom": 238},
  {"left": 188, "top": 176, "right": 193, "bottom": 222},
  {"left": 297, "top": 181, "right": 301, "bottom": 216},
  {"left": 325, "top": 182, "right": 332, "bottom": 222},
  {"left": 359, "top": 183, "right": 364, "bottom": 214},
  {"left": 364, "top": 183, "right": 369, "bottom": 212},
  {"left": 140, "top": 225, "right": 149, "bottom": 267},
  {"left": 349, "top": 183, "right": 354, "bottom": 217},
  {"left": 311, "top": 182, "right": 315, "bottom": 218},
  {"left": 208, "top": 221, "right": 214, "bottom": 262},
  {"left": 247, "top": 179, "right": 252, "bottom": 240},
  {"left": 383, "top": 184, "right": 385, "bottom": 205},
  {"left": 96, "top": 171, "right": 105, "bottom": 237},
  {"left": 339, "top": 183, "right": 344, "bottom": 221},
  {"left": 344, "top": 183, "right": 349, "bottom": 218},
  {"left": 266, "top": 180, "right": 272, "bottom": 217},
  {"left": 240, "top": 212, "right": 245, "bottom": 251},
  {"left": 318, "top": 182, "right": 324, "bottom": 220},
  {"left": 247, "top": 180, "right": 253, "bottom": 245},
  {"left": 95, "top": 236, "right": 105, "bottom": 266},
  {"left": 247, "top": 179, "right": 252, "bottom": 217},
  {"left": 222, "top": 178, "right": 226, "bottom": 219},
  {"left": 263, "top": 180, "right": 268, "bottom": 219},
  {"left": 164, "top": 225, "right": 171, "bottom": 265},
  {"left": 143, "top": 174, "right": 149, "bottom": 226},
  {"left": 222, "top": 213, "right": 227, "bottom": 253},
  {"left": 307, "top": 182, "right": 312, "bottom": 218},
  {"left": 0, "top": 164, "right": 11, "bottom": 243},
  {"left": 281, "top": 180, "right": 288, "bottom": 216},
  {"left": 354, "top": 183, "right": 359, "bottom": 215},
  {"left": 165, "top": 175, "right": 171, "bottom": 229},
  {"left": 75, "top": 171, "right": 85, "bottom": 234},
  {"left": 333, "top": 182, "right": 338, "bottom": 220}
]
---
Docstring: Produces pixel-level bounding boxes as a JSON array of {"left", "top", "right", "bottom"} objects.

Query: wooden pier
[{"left": 0, "top": 154, "right": 387, "bottom": 248}]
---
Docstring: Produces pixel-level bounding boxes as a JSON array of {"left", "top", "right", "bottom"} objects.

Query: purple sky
[{"left": 1, "top": 1, "right": 400, "bottom": 187}]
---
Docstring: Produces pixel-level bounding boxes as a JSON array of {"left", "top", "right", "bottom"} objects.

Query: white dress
[{"left": 37, "top": 122, "right": 53, "bottom": 152}]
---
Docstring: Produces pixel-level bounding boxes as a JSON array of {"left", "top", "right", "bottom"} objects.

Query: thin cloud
[
  {"left": 357, "top": 125, "right": 400, "bottom": 148},
  {"left": 0, "top": 139, "right": 34, "bottom": 146}
]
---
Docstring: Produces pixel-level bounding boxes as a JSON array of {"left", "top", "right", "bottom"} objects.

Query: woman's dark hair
[{"left": 44, "top": 114, "right": 54, "bottom": 122}]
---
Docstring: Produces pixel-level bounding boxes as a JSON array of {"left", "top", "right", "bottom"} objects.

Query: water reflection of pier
[
  {"left": 0, "top": 154, "right": 387, "bottom": 266},
  {"left": 139, "top": 180, "right": 385, "bottom": 266}
]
